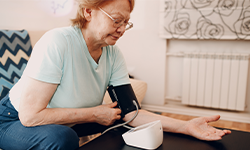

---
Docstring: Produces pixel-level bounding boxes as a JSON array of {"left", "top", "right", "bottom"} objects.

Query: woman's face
[{"left": 88, "top": 0, "right": 131, "bottom": 46}]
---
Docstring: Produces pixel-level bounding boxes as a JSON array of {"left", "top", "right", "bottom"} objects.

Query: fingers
[
  {"left": 111, "top": 108, "right": 121, "bottom": 118},
  {"left": 115, "top": 108, "right": 122, "bottom": 115},
  {"left": 204, "top": 115, "right": 220, "bottom": 123},
  {"left": 110, "top": 102, "right": 122, "bottom": 115},
  {"left": 215, "top": 128, "right": 226, "bottom": 137},
  {"left": 93, "top": 103, "right": 122, "bottom": 126},
  {"left": 188, "top": 115, "right": 231, "bottom": 141},
  {"left": 115, "top": 114, "right": 121, "bottom": 120},
  {"left": 218, "top": 129, "right": 226, "bottom": 136},
  {"left": 107, "top": 101, "right": 118, "bottom": 108},
  {"left": 113, "top": 109, "right": 122, "bottom": 121},
  {"left": 100, "top": 114, "right": 121, "bottom": 126},
  {"left": 201, "top": 127, "right": 231, "bottom": 141},
  {"left": 107, "top": 113, "right": 121, "bottom": 125},
  {"left": 203, "top": 115, "right": 231, "bottom": 135},
  {"left": 105, "top": 101, "right": 122, "bottom": 118},
  {"left": 223, "top": 129, "right": 231, "bottom": 134},
  {"left": 201, "top": 129, "right": 223, "bottom": 141}
]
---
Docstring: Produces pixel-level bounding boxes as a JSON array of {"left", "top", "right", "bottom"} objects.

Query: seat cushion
[{"left": 0, "top": 30, "right": 32, "bottom": 100}]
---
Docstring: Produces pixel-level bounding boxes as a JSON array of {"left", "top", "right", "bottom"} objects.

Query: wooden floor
[{"left": 161, "top": 112, "right": 250, "bottom": 132}]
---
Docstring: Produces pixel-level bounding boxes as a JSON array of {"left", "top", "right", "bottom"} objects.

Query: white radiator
[{"left": 182, "top": 53, "right": 249, "bottom": 111}]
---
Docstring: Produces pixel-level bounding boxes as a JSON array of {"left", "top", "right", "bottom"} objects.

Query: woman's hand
[
  {"left": 93, "top": 101, "right": 121, "bottom": 126},
  {"left": 184, "top": 115, "right": 231, "bottom": 141}
]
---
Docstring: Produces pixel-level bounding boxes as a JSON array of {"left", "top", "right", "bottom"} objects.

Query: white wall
[
  {"left": 0, "top": 0, "right": 77, "bottom": 30},
  {"left": 116, "top": 0, "right": 166, "bottom": 105}
]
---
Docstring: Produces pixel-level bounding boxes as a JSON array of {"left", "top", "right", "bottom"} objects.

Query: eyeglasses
[{"left": 99, "top": 7, "right": 133, "bottom": 31}]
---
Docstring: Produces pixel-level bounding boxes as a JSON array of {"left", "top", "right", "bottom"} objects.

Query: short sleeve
[
  {"left": 23, "top": 29, "right": 67, "bottom": 84},
  {"left": 108, "top": 46, "right": 130, "bottom": 86}
]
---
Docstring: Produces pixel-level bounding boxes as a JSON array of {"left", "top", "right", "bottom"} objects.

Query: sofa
[{"left": 0, "top": 29, "right": 32, "bottom": 100}]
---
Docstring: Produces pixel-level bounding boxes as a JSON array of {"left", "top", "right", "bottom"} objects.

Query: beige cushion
[{"left": 103, "top": 79, "right": 147, "bottom": 106}]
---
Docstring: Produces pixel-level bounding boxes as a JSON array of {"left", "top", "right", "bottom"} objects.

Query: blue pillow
[{"left": 0, "top": 30, "right": 32, "bottom": 100}]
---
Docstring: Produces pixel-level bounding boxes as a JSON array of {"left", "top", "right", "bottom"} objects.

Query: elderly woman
[{"left": 0, "top": 0, "right": 230, "bottom": 149}]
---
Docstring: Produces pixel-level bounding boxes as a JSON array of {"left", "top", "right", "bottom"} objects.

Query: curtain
[{"left": 159, "top": 0, "right": 250, "bottom": 40}]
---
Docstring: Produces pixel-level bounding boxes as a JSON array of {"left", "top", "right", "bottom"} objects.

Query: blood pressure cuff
[{"left": 107, "top": 84, "right": 141, "bottom": 118}]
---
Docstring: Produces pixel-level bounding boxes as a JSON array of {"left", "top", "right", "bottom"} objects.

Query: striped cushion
[{"left": 0, "top": 30, "right": 32, "bottom": 100}]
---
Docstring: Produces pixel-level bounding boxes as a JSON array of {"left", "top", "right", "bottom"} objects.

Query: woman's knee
[{"left": 38, "top": 124, "right": 79, "bottom": 150}]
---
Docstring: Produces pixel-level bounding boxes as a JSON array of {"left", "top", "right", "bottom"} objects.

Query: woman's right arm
[{"left": 18, "top": 77, "right": 121, "bottom": 127}]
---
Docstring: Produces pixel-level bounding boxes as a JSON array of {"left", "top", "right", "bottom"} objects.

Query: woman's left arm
[{"left": 123, "top": 110, "right": 231, "bottom": 141}]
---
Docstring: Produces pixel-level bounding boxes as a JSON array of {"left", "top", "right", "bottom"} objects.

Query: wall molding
[{"left": 141, "top": 103, "right": 250, "bottom": 124}]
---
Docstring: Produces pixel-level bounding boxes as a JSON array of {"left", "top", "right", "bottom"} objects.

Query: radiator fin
[{"left": 182, "top": 53, "right": 249, "bottom": 111}]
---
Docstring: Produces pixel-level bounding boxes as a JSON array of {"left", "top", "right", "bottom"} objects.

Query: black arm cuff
[{"left": 107, "top": 84, "right": 141, "bottom": 118}]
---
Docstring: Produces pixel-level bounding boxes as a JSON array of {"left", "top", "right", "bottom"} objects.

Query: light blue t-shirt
[{"left": 10, "top": 26, "right": 130, "bottom": 110}]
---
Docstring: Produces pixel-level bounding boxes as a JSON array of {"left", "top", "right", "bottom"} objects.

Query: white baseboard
[{"left": 141, "top": 103, "right": 250, "bottom": 124}]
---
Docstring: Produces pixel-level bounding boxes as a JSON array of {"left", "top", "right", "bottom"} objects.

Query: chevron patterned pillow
[{"left": 0, "top": 30, "right": 32, "bottom": 100}]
